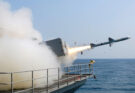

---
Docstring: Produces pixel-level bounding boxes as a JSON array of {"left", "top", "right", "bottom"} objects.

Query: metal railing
[{"left": 0, "top": 63, "right": 93, "bottom": 93}]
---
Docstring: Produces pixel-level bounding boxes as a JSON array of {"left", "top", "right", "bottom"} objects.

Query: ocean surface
[{"left": 74, "top": 59, "right": 135, "bottom": 93}]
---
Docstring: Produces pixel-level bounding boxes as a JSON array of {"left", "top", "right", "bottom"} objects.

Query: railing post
[
  {"left": 67, "top": 66, "right": 69, "bottom": 86},
  {"left": 80, "top": 64, "right": 81, "bottom": 80},
  {"left": 78, "top": 64, "right": 79, "bottom": 75},
  {"left": 92, "top": 64, "right": 93, "bottom": 74},
  {"left": 89, "top": 63, "right": 91, "bottom": 77},
  {"left": 85, "top": 64, "right": 87, "bottom": 79},
  {"left": 47, "top": 69, "right": 49, "bottom": 93},
  {"left": 77, "top": 64, "right": 80, "bottom": 80},
  {"left": 74, "top": 65, "right": 76, "bottom": 82},
  {"left": 32, "top": 71, "right": 34, "bottom": 93},
  {"left": 11, "top": 73, "right": 13, "bottom": 93},
  {"left": 58, "top": 68, "right": 60, "bottom": 88}
]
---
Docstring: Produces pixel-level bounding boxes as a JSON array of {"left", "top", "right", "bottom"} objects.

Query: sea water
[{"left": 74, "top": 59, "right": 135, "bottom": 93}]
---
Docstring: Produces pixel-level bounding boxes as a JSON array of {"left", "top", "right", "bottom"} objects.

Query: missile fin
[
  {"left": 108, "top": 37, "right": 114, "bottom": 47},
  {"left": 109, "top": 37, "right": 114, "bottom": 42},
  {"left": 109, "top": 43, "right": 112, "bottom": 47},
  {"left": 90, "top": 43, "right": 96, "bottom": 48}
]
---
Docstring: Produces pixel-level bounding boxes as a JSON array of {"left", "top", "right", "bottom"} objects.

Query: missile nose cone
[
  {"left": 127, "top": 37, "right": 130, "bottom": 39},
  {"left": 124, "top": 37, "right": 130, "bottom": 40}
]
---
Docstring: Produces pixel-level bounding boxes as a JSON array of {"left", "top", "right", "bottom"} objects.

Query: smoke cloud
[{"left": 0, "top": 1, "right": 61, "bottom": 90}]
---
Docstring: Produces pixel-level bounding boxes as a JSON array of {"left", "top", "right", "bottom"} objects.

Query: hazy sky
[{"left": 5, "top": 0, "right": 135, "bottom": 58}]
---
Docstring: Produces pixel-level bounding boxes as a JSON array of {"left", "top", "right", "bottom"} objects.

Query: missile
[
  {"left": 45, "top": 37, "right": 130, "bottom": 57},
  {"left": 90, "top": 37, "right": 130, "bottom": 48}
]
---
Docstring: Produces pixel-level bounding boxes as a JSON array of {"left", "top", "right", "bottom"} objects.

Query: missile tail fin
[
  {"left": 109, "top": 43, "right": 112, "bottom": 47},
  {"left": 108, "top": 37, "right": 114, "bottom": 47},
  {"left": 109, "top": 37, "right": 114, "bottom": 42},
  {"left": 90, "top": 43, "right": 96, "bottom": 48}
]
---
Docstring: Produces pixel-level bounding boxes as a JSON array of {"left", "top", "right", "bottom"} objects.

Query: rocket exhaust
[{"left": 68, "top": 45, "right": 91, "bottom": 55}]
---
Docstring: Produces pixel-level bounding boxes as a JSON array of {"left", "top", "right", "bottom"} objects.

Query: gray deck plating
[{"left": 51, "top": 78, "right": 87, "bottom": 93}]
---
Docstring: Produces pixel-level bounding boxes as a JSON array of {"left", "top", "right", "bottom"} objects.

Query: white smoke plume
[
  {"left": 58, "top": 54, "right": 77, "bottom": 65},
  {"left": 58, "top": 45, "right": 91, "bottom": 65},
  {"left": 0, "top": 1, "right": 61, "bottom": 90}
]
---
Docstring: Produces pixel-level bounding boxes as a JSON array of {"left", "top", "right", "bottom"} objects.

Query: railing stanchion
[
  {"left": 47, "top": 69, "right": 49, "bottom": 93},
  {"left": 74, "top": 65, "right": 76, "bottom": 82},
  {"left": 80, "top": 64, "right": 81, "bottom": 80},
  {"left": 67, "top": 66, "right": 69, "bottom": 86},
  {"left": 85, "top": 64, "right": 87, "bottom": 79},
  {"left": 58, "top": 68, "right": 60, "bottom": 88},
  {"left": 32, "top": 71, "right": 34, "bottom": 93},
  {"left": 78, "top": 64, "right": 79, "bottom": 75},
  {"left": 89, "top": 63, "right": 91, "bottom": 77},
  {"left": 11, "top": 73, "right": 13, "bottom": 93},
  {"left": 92, "top": 64, "right": 93, "bottom": 74},
  {"left": 77, "top": 64, "right": 79, "bottom": 80}
]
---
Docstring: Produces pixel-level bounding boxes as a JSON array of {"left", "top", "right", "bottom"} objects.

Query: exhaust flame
[
  {"left": 57, "top": 45, "right": 91, "bottom": 65},
  {"left": 68, "top": 45, "right": 91, "bottom": 55},
  {"left": 59, "top": 45, "right": 91, "bottom": 65}
]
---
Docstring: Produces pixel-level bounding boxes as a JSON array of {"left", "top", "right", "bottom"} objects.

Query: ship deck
[{"left": 0, "top": 63, "right": 94, "bottom": 93}]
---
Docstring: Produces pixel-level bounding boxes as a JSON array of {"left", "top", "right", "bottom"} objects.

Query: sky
[{"left": 4, "top": 0, "right": 135, "bottom": 58}]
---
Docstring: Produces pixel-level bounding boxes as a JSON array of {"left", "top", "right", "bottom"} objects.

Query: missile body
[{"left": 90, "top": 37, "right": 130, "bottom": 48}]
